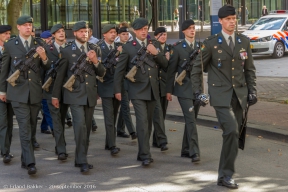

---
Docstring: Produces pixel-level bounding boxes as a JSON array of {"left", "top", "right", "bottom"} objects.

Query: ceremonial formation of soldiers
[{"left": 0, "top": 5, "right": 257, "bottom": 189}]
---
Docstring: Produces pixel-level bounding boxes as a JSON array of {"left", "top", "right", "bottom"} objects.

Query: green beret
[
  {"left": 154, "top": 27, "right": 167, "bottom": 36},
  {"left": 0, "top": 25, "right": 12, "bottom": 34},
  {"left": 218, "top": 5, "right": 236, "bottom": 18},
  {"left": 17, "top": 15, "right": 33, "bottom": 25},
  {"left": 102, "top": 24, "right": 117, "bottom": 34},
  {"left": 182, "top": 19, "right": 195, "bottom": 31},
  {"left": 132, "top": 18, "right": 148, "bottom": 30},
  {"left": 51, "top": 24, "right": 64, "bottom": 34},
  {"left": 72, "top": 21, "right": 87, "bottom": 32}
]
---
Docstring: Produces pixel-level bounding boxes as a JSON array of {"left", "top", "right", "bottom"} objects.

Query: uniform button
[
  {"left": 233, "top": 84, "right": 235, "bottom": 87},
  {"left": 160, "top": 71, "right": 162, "bottom": 73},
  {"left": 85, "top": 75, "right": 88, "bottom": 77},
  {"left": 148, "top": 68, "right": 150, "bottom": 70},
  {"left": 29, "top": 79, "right": 31, "bottom": 81},
  {"left": 149, "top": 76, "right": 151, "bottom": 78},
  {"left": 28, "top": 71, "right": 31, "bottom": 73},
  {"left": 159, "top": 77, "right": 162, "bottom": 79},
  {"left": 232, "top": 76, "right": 234, "bottom": 78},
  {"left": 86, "top": 82, "right": 88, "bottom": 85},
  {"left": 232, "top": 59, "right": 234, "bottom": 62},
  {"left": 212, "top": 84, "right": 215, "bottom": 86},
  {"left": 232, "top": 68, "right": 234, "bottom": 70}
]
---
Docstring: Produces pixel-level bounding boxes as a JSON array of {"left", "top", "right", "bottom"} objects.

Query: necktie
[
  {"left": 24, "top": 40, "right": 29, "bottom": 51},
  {"left": 80, "top": 45, "right": 85, "bottom": 53},
  {"left": 190, "top": 43, "right": 193, "bottom": 48},
  {"left": 228, "top": 36, "right": 234, "bottom": 52},
  {"left": 141, "top": 41, "right": 145, "bottom": 47},
  {"left": 109, "top": 45, "right": 113, "bottom": 50}
]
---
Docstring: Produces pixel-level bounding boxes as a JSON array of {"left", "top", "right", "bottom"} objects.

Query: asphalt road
[{"left": 0, "top": 110, "right": 287, "bottom": 192}]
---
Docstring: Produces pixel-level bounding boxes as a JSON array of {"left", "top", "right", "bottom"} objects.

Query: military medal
[
  {"left": 218, "top": 50, "right": 222, "bottom": 53},
  {"left": 217, "top": 59, "right": 222, "bottom": 68}
]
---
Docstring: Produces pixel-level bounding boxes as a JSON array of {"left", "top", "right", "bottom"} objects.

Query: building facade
[{"left": 1, "top": 0, "right": 288, "bottom": 37}]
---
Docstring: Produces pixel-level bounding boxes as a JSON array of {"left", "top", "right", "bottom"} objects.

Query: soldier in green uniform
[
  {"left": 97, "top": 24, "right": 121, "bottom": 155},
  {"left": 0, "top": 25, "right": 14, "bottom": 164},
  {"left": 43, "top": 24, "right": 69, "bottom": 160},
  {"left": 152, "top": 27, "right": 170, "bottom": 151},
  {"left": 191, "top": 5, "right": 257, "bottom": 189},
  {"left": 166, "top": 19, "right": 201, "bottom": 163},
  {"left": 51, "top": 21, "right": 106, "bottom": 173},
  {"left": 0, "top": 16, "right": 51, "bottom": 175},
  {"left": 114, "top": 18, "right": 168, "bottom": 166},
  {"left": 116, "top": 26, "right": 137, "bottom": 140}
]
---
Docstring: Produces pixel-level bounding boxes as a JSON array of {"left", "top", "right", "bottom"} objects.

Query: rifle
[
  {"left": 239, "top": 105, "right": 249, "bottom": 150},
  {"left": 63, "top": 52, "right": 94, "bottom": 92},
  {"left": 126, "top": 33, "right": 163, "bottom": 82},
  {"left": 175, "top": 49, "right": 199, "bottom": 86},
  {"left": 42, "top": 58, "right": 61, "bottom": 92},
  {"left": 6, "top": 38, "right": 52, "bottom": 87}
]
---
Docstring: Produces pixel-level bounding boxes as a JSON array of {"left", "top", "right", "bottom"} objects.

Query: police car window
[{"left": 248, "top": 17, "right": 286, "bottom": 30}]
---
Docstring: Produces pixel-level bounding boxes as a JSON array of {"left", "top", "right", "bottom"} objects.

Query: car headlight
[{"left": 258, "top": 35, "right": 273, "bottom": 42}]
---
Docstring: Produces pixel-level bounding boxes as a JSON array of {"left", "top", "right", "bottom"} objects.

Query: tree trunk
[{"left": 7, "top": 0, "right": 25, "bottom": 35}]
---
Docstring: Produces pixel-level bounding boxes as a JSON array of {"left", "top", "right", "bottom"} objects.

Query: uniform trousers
[{"left": 0, "top": 102, "right": 14, "bottom": 155}]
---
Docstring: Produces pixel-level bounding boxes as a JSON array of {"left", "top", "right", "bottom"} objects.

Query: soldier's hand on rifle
[
  {"left": 166, "top": 93, "right": 172, "bottom": 101},
  {"left": 52, "top": 98, "right": 60, "bottom": 108},
  {"left": 36, "top": 46, "right": 47, "bottom": 61},
  {"left": 0, "top": 95, "right": 6, "bottom": 102},
  {"left": 87, "top": 50, "right": 98, "bottom": 64},
  {"left": 248, "top": 92, "right": 257, "bottom": 106},
  {"left": 147, "top": 44, "right": 159, "bottom": 55},
  {"left": 165, "top": 52, "right": 170, "bottom": 60},
  {"left": 117, "top": 46, "right": 123, "bottom": 53},
  {"left": 115, "top": 93, "right": 121, "bottom": 101}
]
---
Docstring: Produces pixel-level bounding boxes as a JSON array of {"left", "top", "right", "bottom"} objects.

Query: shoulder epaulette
[
  {"left": 65, "top": 41, "right": 73, "bottom": 47},
  {"left": 173, "top": 40, "right": 182, "bottom": 46},
  {"left": 205, "top": 34, "right": 218, "bottom": 41},
  {"left": 237, "top": 32, "right": 249, "bottom": 39},
  {"left": 7, "top": 36, "right": 16, "bottom": 42}
]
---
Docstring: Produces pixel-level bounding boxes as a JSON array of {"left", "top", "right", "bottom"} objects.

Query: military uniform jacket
[
  {"left": 191, "top": 32, "right": 256, "bottom": 109},
  {"left": 43, "top": 42, "right": 62, "bottom": 100},
  {"left": 166, "top": 40, "right": 200, "bottom": 99},
  {"left": 0, "top": 51, "right": 9, "bottom": 104},
  {"left": 51, "top": 40, "right": 106, "bottom": 107},
  {"left": 157, "top": 43, "right": 171, "bottom": 97},
  {"left": 0, "top": 36, "right": 51, "bottom": 104},
  {"left": 97, "top": 42, "right": 121, "bottom": 98},
  {"left": 114, "top": 38, "right": 168, "bottom": 100}
]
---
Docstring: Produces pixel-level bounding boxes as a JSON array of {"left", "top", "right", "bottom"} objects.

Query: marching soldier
[
  {"left": 51, "top": 21, "right": 105, "bottom": 173},
  {"left": 43, "top": 24, "right": 69, "bottom": 160},
  {"left": 0, "top": 16, "right": 51, "bottom": 175},
  {"left": 166, "top": 19, "right": 201, "bottom": 162},
  {"left": 152, "top": 27, "right": 170, "bottom": 151},
  {"left": 116, "top": 26, "right": 137, "bottom": 140},
  {"left": 97, "top": 24, "right": 121, "bottom": 155},
  {"left": 0, "top": 25, "right": 14, "bottom": 164},
  {"left": 191, "top": 5, "right": 257, "bottom": 189},
  {"left": 114, "top": 18, "right": 168, "bottom": 166}
]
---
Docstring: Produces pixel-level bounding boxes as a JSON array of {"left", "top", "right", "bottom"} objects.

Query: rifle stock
[
  {"left": 175, "top": 70, "right": 186, "bottom": 85},
  {"left": 42, "top": 77, "right": 53, "bottom": 92},
  {"left": 63, "top": 75, "right": 76, "bottom": 92},
  {"left": 6, "top": 70, "right": 21, "bottom": 87},
  {"left": 125, "top": 66, "right": 137, "bottom": 82}
]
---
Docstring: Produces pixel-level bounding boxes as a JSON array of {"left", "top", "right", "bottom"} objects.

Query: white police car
[{"left": 242, "top": 10, "right": 288, "bottom": 58}]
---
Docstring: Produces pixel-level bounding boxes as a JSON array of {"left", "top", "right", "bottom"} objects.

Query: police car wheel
[{"left": 272, "top": 42, "right": 284, "bottom": 58}]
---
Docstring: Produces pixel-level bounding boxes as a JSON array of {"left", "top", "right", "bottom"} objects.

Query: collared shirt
[
  {"left": 136, "top": 37, "right": 147, "bottom": 47},
  {"left": 54, "top": 41, "right": 65, "bottom": 53},
  {"left": 185, "top": 38, "right": 195, "bottom": 48},
  {"left": 19, "top": 35, "right": 32, "bottom": 48},
  {"left": 161, "top": 43, "right": 165, "bottom": 51},
  {"left": 88, "top": 36, "right": 99, "bottom": 44},
  {"left": 0, "top": 45, "right": 3, "bottom": 54},
  {"left": 221, "top": 30, "right": 235, "bottom": 46},
  {"left": 105, "top": 41, "right": 115, "bottom": 50},
  {"left": 75, "top": 40, "right": 87, "bottom": 53}
]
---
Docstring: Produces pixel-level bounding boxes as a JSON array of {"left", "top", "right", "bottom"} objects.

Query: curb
[{"left": 94, "top": 106, "right": 287, "bottom": 143}]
